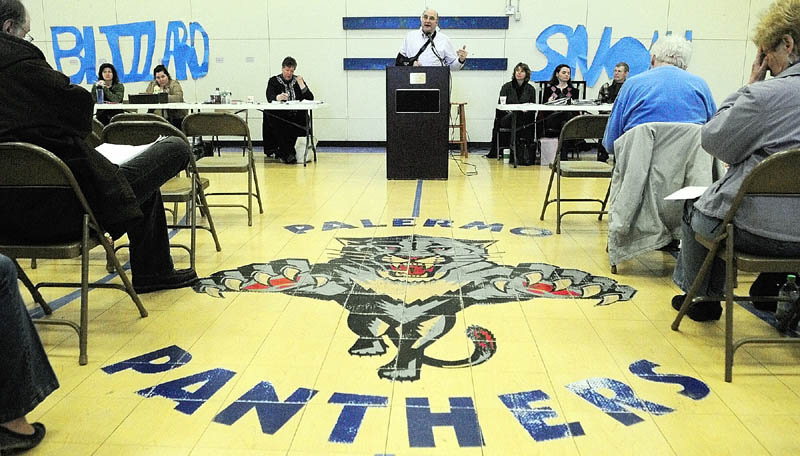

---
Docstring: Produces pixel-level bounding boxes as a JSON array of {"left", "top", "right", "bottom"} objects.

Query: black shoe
[
  {"left": 0, "top": 422, "right": 46, "bottom": 454},
  {"left": 672, "top": 294, "right": 722, "bottom": 322},
  {"left": 133, "top": 268, "right": 198, "bottom": 294},
  {"left": 749, "top": 273, "right": 789, "bottom": 312},
  {"left": 285, "top": 154, "right": 297, "bottom": 164},
  {"left": 484, "top": 152, "right": 498, "bottom": 159}
]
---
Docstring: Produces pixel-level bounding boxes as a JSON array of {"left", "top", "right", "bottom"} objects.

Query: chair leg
[
  {"left": 724, "top": 225, "right": 736, "bottom": 382},
  {"left": 13, "top": 258, "right": 52, "bottom": 314},
  {"left": 196, "top": 182, "right": 222, "bottom": 252},
  {"left": 540, "top": 167, "right": 556, "bottom": 220},
  {"left": 78, "top": 217, "right": 90, "bottom": 365},
  {"left": 599, "top": 180, "right": 612, "bottom": 221},
  {"left": 250, "top": 153, "right": 264, "bottom": 214},
  {"left": 189, "top": 179, "right": 197, "bottom": 270},
  {"left": 671, "top": 242, "right": 722, "bottom": 331},
  {"left": 246, "top": 164, "right": 253, "bottom": 226},
  {"left": 30, "top": 258, "right": 37, "bottom": 269},
  {"left": 556, "top": 171, "right": 562, "bottom": 234},
  {"left": 100, "top": 230, "right": 147, "bottom": 319}
]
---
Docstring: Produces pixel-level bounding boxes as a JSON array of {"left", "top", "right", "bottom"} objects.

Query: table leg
[{"left": 510, "top": 112, "right": 518, "bottom": 168}]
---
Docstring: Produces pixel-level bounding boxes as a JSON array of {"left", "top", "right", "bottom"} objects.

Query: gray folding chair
[
  {"left": 0, "top": 142, "right": 147, "bottom": 365},
  {"left": 101, "top": 121, "right": 222, "bottom": 268},
  {"left": 672, "top": 149, "right": 800, "bottom": 382},
  {"left": 539, "top": 114, "right": 613, "bottom": 234},
  {"left": 182, "top": 112, "right": 264, "bottom": 226}
]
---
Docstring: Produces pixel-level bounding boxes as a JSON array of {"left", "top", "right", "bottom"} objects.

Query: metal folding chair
[
  {"left": 671, "top": 148, "right": 800, "bottom": 382},
  {"left": 539, "top": 114, "right": 612, "bottom": 234},
  {"left": 0, "top": 142, "right": 147, "bottom": 365},
  {"left": 182, "top": 112, "right": 264, "bottom": 226},
  {"left": 101, "top": 121, "right": 222, "bottom": 268}
]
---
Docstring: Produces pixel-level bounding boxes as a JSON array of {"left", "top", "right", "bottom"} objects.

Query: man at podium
[{"left": 396, "top": 8, "right": 468, "bottom": 69}]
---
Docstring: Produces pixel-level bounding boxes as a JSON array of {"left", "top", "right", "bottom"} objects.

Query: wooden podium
[{"left": 385, "top": 66, "right": 450, "bottom": 180}]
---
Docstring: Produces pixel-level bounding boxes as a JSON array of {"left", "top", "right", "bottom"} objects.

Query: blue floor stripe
[{"left": 412, "top": 180, "right": 423, "bottom": 218}]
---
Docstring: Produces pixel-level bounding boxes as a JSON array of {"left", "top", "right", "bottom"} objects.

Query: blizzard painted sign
[{"left": 50, "top": 20, "right": 209, "bottom": 84}]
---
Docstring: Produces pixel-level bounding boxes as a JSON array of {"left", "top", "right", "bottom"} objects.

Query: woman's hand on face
[
  {"left": 749, "top": 48, "right": 769, "bottom": 84},
  {"left": 296, "top": 75, "right": 305, "bottom": 89}
]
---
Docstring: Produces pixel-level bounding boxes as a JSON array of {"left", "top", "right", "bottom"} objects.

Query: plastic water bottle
[
  {"left": 776, "top": 274, "right": 799, "bottom": 321},
  {"left": 96, "top": 85, "right": 104, "bottom": 103}
]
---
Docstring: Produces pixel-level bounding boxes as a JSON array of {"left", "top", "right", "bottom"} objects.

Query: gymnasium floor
[{"left": 21, "top": 149, "right": 800, "bottom": 455}]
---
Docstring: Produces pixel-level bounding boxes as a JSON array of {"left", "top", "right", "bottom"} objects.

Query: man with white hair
[
  {"left": 602, "top": 35, "right": 716, "bottom": 154},
  {"left": 396, "top": 8, "right": 467, "bottom": 69}
]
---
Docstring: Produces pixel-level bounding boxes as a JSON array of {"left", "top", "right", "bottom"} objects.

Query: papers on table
[
  {"left": 95, "top": 136, "right": 167, "bottom": 165},
  {"left": 664, "top": 186, "right": 708, "bottom": 200}
]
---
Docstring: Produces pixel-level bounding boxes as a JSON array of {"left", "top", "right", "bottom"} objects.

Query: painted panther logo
[{"left": 193, "top": 236, "right": 636, "bottom": 381}]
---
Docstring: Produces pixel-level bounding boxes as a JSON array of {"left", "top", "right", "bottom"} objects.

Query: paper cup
[{"left": 499, "top": 96, "right": 507, "bottom": 104}]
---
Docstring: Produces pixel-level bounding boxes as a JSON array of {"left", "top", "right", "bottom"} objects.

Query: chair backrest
[
  {"left": 111, "top": 112, "right": 170, "bottom": 123},
  {"left": 91, "top": 117, "right": 105, "bottom": 137},
  {"left": 551, "top": 114, "right": 609, "bottom": 166},
  {"left": 0, "top": 142, "right": 100, "bottom": 236},
  {"left": 102, "top": 121, "right": 190, "bottom": 146},
  {"left": 725, "top": 149, "right": 800, "bottom": 225},
  {"left": 182, "top": 112, "right": 251, "bottom": 140}
]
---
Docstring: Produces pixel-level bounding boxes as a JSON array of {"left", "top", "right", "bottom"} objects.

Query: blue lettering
[
  {"left": 629, "top": 359, "right": 710, "bottom": 400},
  {"left": 50, "top": 26, "right": 96, "bottom": 84},
  {"left": 322, "top": 221, "right": 358, "bottom": 231},
  {"left": 137, "top": 368, "right": 236, "bottom": 415},
  {"left": 327, "top": 393, "right": 388, "bottom": 443},
  {"left": 510, "top": 227, "right": 552, "bottom": 237},
  {"left": 213, "top": 381, "right": 318, "bottom": 433},
  {"left": 393, "top": 218, "right": 415, "bottom": 227},
  {"left": 284, "top": 224, "right": 314, "bottom": 234},
  {"left": 459, "top": 221, "right": 503, "bottom": 232},
  {"left": 99, "top": 21, "right": 157, "bottom": 83},
  {"left": 162, "top": 21, "right": 209, "bottom": 80},
  {"left": 423, "top": 218, "right": 453, "bottom": 227},
  {"left": 360, "top": 219, "right": 386, "bottom": 228},
  {"left": 406, "top": 397, "right": 484, "bottom": 447},
  {"left": 499, "top": 390, "right": 584, "bottom": 441},
  {"left": 565, "top": 377, "right": 674, "bottom": 426},
  {"left": 102, "top": 345, "right": 191, "bottom": 374}
]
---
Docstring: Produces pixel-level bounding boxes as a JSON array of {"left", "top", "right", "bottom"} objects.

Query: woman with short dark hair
[{"left": 486, "top": 62, "right": 536, "bottom": 159}]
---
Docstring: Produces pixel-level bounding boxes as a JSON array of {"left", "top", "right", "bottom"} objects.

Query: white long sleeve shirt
[{"left": 399, "top": 28, "right": 464, "bottom": 70}]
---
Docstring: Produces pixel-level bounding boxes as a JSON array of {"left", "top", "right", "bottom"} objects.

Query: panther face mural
[{"left": 194, "top": 235, "right": 636, "bottom": 381}]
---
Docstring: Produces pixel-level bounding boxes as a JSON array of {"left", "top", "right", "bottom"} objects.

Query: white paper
[
  {"left": 96, "top": 137, "right": 163, "bottom": 165},
  {"left": 664, "top": 186, "right": 708, "bottom": 200}
]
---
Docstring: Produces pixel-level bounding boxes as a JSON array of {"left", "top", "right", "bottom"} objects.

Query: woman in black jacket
[{"left": 486, "top": 62, "right": 536, "bottom": 158}]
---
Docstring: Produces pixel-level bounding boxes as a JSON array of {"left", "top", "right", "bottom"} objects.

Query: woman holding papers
[{"left": 672, "top": 0, "right": 800, "bottom": 321}]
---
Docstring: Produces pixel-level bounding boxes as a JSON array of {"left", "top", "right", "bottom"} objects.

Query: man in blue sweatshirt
[{"left": 602, "top": 35, "right": 717, "bottom": 154}]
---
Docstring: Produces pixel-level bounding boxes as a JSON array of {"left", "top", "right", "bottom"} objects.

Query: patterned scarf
[{"left": 277, "top": 75, "right": 297, "bottom": 100}]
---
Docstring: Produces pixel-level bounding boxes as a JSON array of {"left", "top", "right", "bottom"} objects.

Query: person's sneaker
[
  {"left": 0, "top": 422, "right": 46, "bottom": 454},
  {"left": 671, "top": 294, "right": 722, "bottom": 322},
  {"left": 133, "top": 268, "right": 198, "bottom": 294},
  {"left": 484, "top": 152, "right": 498, "bottom": 159}
]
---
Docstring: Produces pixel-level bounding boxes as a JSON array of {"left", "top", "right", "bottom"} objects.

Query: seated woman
[
  {"left": 672, "top": 0, "right": 800, "bottom": 322},
  {"left": 263, "top": 56, "right": 314, "bottom": 164},
  {"left": 93, "top": 63, "right": 125, "bottom": 125},
  {"left": 0, "top": 254, "right": 58, "bottom": 454},
  {"left": 145, "top": 64, "right": 187, "bottom": 130},
  {"left": 541, "top": 64, "right": 580, "bottom": 159},
  {"left": 486, "top": 62, "right": 536, "bottom": 159}
]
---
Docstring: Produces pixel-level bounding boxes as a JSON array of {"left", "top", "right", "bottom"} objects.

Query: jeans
[
  {"left": 110, "top": 137, "right": 190, "bottom": 278},
  {"left": 0, "top": 254, "right": 59, "bottom": 422},
  {"left": 673, "top": 201, "right": 800, "bottom": 296}
]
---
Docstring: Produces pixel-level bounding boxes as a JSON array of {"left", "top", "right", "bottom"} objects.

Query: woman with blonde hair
[{"left": 672, "top": 0, "right": 800, "bottom": 321}]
